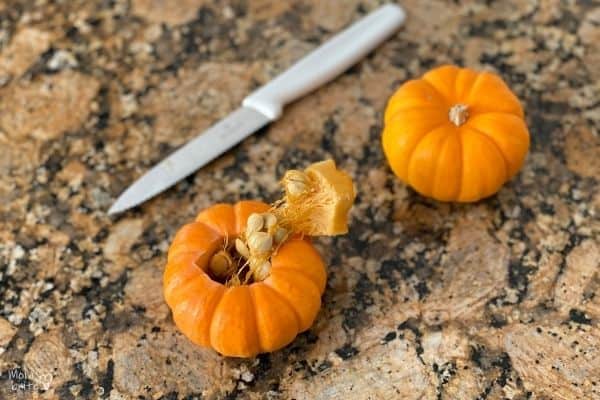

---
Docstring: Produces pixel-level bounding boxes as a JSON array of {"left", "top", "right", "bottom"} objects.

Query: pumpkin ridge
[
  {"left": 257, "top": 283, "right": 302, "bottom": 330},
  {"left": 455, "top": 130, "right": 464, "bottom": 201},
  {"left": 467, "top": 112, "right": 530, "bottom": 176},
  {"left": 209, "top": 287, "right": 261, "bottom": 357},
  {"left": 467, "top": 125, "right": 510, "bottom": 182},
  {"left": 460, "top": 127, "right": 507, "bottom": 199},
  {"left": 422, "top": 65, "right": 459, "bottom": 103},
  {"left": 384, "top": 81, "right": 448, "bottom": 124},
  {"left": 268, "top": 266, "right": 323, "bottom": 295},
  {"left": 453, "top": 68, "right": 464, "bottom": 102},
  {"left": 264, "top": 271, "right": 320, "bottom": 330},
  {"left": 173, "top": 294, "right": 211, "bottom": 344},
  {"left": 456, "top": 139, "right": 472, "bottom": 202},
  {"left": 205, "top": 287, "right": 228, "bottom": 350},
  {"left": 466, "top": 73, "right": 524, "bottom": 118},
  {"left": 430, "top": 132, "right": 446, "bottom": 198},
  {"left": 168, "top": 250, "right": 207, "bottom": 271},
  {"left": 205, "top": 286, "right": 225, "bottom": 335},
  {"left": 165, "top": 250, "right": 202, "bottom": 272},
  {"left": 407, "top": 124, "right": 452, "bottom": 195},
  {"left": 270, "top": 237, "right": 327, "bottom": 292},
  {"left": 468, "top": 110, "right": 525, "bottom": 120},
  {"left": 384, "top": 108, "right": 448, "bottom": 140},
  {"left": 164, "top": 253, "right": 205, "bottom": 298},
  {"left": 418, "top": 77, "right": 452, "bottom": 106},
  {"left": 164, "top": 259, "right": 198, "bottom": 296},
  {"left": 454, "top": 68, "right": 477, "bottom": 103},
  {"left": 166, "top": 272, "right": 211, "bottom": 306},
  {"left": 432, "top": 132, "right": 461, "bottom": 200},
  {"left": 195, "top": 203, "right": 236, "bottom": 238},
  {"left": 383, "top": 111, "right": 449, "bottom": 181},
  {"left": 386, "top": 105, "right": 446, "bottom": 123},
  {"left": 464, "top": 71, "right": 485, "bottom": 107},
  {"left": 194, "top": 219, "right": 226, "bottom": 240},
  {"left": 167, "top": 221, "right": 222, "bottom": 263},
  {"left": 269, "top": 289, "right": 305, "bottom": 332},
  {"left": 247, "top": 286, "right": 263, "bottom": 353},
  {"left": 467, "top": 112, "right": 530, "bottom": 147}
]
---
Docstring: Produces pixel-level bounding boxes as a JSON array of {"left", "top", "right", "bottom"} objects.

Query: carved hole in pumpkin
[{"left": 207, "top": 237, "right": 259, "bottom": 286}]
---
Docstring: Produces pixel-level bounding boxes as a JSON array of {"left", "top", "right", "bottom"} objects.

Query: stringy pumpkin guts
[
  {"left": 278, "top": 159, "right": 355, "bottom": 236},
  {"left": 206, "top": 159, "right": 355, "bottom": 286}
]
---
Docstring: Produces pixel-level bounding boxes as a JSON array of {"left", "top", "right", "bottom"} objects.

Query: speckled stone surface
[{"left": 0, "top": 0, "right": 599, "bottom": 399}]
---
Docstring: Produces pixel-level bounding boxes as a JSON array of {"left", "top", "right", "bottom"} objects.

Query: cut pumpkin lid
[{"left": 279, "top": 159, "right": 356, "bottom": 236}]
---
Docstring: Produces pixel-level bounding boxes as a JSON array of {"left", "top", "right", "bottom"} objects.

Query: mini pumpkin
[
  {"left": 164, "top": 160, "right": 355, "bottom": 357},
  {"left": 382, "top": 65, "right": 530, "bottom": 202}
]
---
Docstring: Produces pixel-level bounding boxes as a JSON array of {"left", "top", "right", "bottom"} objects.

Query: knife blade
[
  {"left": 108, "top": 4, "right": 405, "bottom": 214},
  {"left": 108, "top": 107, "right": 269, "bottom": 214}
]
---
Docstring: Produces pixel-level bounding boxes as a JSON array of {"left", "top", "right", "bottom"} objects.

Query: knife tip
[
  {"left": 107, "top": 199, "right": 130, "bottom": 215},
  {"left": 107, "top": 204, "right": 120, "bottom": 216}
]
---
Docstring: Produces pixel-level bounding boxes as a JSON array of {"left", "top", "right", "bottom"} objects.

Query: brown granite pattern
[{"left": 0, "top": 0, "right": 599, "bottom": 399}]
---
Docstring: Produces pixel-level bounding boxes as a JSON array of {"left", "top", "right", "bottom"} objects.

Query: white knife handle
[{"left": 242, "top": 4, "right": 405, "bottom": 120}]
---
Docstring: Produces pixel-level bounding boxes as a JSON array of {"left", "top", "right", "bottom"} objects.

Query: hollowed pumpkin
[
  {"left": 164, "top": 201, "right": 326, "bottom": 357},
  {"left": 163, "top": 160, "right": 355, "bottom": 357}
]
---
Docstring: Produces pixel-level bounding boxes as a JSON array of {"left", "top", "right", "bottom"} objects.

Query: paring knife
[{"left": 108, "top": 4, "right": 405, "bottom": 215}]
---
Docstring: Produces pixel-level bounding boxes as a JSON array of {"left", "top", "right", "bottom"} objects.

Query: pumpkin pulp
[
  {"left": 205, "top": 159, "right": 356, "bottom": 287},
  {"left": 204, "top": 209, "right": 287, "bottom": 286}
]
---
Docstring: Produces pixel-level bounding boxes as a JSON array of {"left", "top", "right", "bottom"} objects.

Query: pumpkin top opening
[
  {"left": 448, "top": 103, "right": 469, "bottom": 127},
  {"left": 206, "top": 239, "right": 247, "bottom": 285}
]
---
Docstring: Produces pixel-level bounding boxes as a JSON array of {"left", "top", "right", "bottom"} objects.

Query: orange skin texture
[
  {"left": 382, "top": 65, "right": 530, "bottom": 202},
  {"left": 164, "top": 201, "right": 327, "bottom": 357}
]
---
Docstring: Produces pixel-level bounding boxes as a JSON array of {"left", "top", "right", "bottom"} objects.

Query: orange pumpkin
[
  {"left": 163, "top": 200, "right": 327, "bottom": 357},
  {"left": 382, "top": 65, "right": 530, "bottom": 202}
]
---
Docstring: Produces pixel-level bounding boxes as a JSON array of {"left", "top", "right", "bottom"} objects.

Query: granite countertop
[{"left": 1, "top": 0, "right": 599, "bottom": 398}]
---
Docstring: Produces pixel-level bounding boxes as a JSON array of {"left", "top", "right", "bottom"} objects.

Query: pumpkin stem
[{"left": 449, "top": 104, "right": 469, "bottom": 126}]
